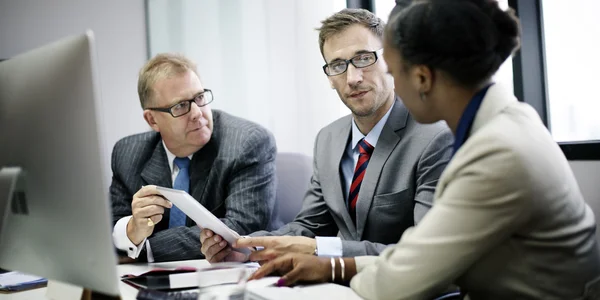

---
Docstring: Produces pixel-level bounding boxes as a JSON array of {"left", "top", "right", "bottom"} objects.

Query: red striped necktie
[{"left": 348, "top": 138, "right": 374, "bottom": 224}]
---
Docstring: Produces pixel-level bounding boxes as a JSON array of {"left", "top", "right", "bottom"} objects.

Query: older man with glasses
[
  {"left": 201, "top": 8, "right": 453, "bottom": 264},
  {"left": 110, "top": 53, "right": 277, "bottom": 262}
]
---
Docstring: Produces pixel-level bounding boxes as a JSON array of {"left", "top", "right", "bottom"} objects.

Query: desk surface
[{"left": 0, "top": 259, "right": 362, "bottom": 300}]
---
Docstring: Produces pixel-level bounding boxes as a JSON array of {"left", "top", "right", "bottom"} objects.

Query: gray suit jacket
[
  {"left": 254, "top": 100, "right": 453, "bottom": 256},
  {"left": 351, "top": 83, "right": 600, "bottom": 300},
  {"left": 110, "top": 110, "right": 277, "bottom": 262}
]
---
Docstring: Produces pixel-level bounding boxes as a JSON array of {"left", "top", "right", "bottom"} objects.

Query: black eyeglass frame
[
  {"left": 322, "top": 50, "right": 381, "bottom": 76},
  {"left": 145, "top": 89, "right": 213, "bottom": 118}
]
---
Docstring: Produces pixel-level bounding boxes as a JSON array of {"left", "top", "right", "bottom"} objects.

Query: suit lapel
[
  {"left": 189, "top": 139, "right": 217, "bottom": 204},
  {"left": 140, "top": 126, "right": 218, "bottom": 227},
  {"left": 471, "top": 83, "right": 515, "bottom": 134},
  {"left": 329, "top": 119, "right": 357, "bottom": 238},
  {"left": 189, "top": 110, "right": 219, "bottom": 208},
  {"left": 141, "top": 141, "right": 172, "bottom": 189},
  {"left": 141, "top": 140, "right": 174, "bottom": 231},
  {"left": 355, "top": 100, "right": 408, "bottom": 239},
  {"left": 436, "top": 84, "right": 515, "bottom": 200}
]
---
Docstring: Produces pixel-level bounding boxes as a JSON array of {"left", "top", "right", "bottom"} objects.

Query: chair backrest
[
  {"left": 268, "top": 152, "right": 313, "bottom": 230},
  {"left": 569, "top": 161, "right": 600, "bottom": 244}
]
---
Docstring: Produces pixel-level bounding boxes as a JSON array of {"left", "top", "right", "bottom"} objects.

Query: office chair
[{"left": 268, "top": 152, "right": 312, "bottom": 230}]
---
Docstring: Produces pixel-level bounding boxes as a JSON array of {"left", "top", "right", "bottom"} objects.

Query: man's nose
[
  {"left": 346, "top": 64, "right": 363, "bottom": 87},
  {"left": 189, "top": 102, "right": 203, "bottom": 120}
]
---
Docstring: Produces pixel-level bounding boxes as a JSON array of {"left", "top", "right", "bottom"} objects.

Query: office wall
[
  {"left": 0, "top": 0, "right": 149, "bottom": 186},
  {"left": 147, "top": 0, "right": 348, "bottom": 157}
]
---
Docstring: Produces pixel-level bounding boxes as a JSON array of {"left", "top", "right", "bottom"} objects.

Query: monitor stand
[{"left": 0, "top": 167, "right": 23, "bottom": 240}]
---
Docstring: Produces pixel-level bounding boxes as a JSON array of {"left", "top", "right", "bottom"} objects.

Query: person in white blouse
[{"left": 247, "top": 0, "right": 600, "bottom": 299}]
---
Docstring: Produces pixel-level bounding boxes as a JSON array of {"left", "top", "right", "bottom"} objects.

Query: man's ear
[
  {"left": 412, "top": 65, "right": 433, "bottom": 94},
  {"left": 143, "top": 110, "right": 160, "bottom": 132}
]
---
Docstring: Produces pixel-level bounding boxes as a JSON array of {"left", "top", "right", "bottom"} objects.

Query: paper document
[
  {"left": 170, "top": 263, "right": 259, "bottom": 289},
  {"left": 156, "top": 187, "right": 251, "bottom": 254},
  {"left": 0, "top": 271, "right": 47, "bottom": 291},
  {"left": 121, "top": 263, "right": 260, "bottom": 290},
  {"left": 195, "top": 267, "right": 254, "bottom": 288}
]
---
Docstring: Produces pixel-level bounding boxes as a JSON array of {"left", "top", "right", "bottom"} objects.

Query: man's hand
[
  {"left": 126, "top": 185, "right": 172, "bottom": 245},
  {"left": 200, "top": 229, "right": 248, "bottom": 263},
  {"left": 234, "top": 236, "right": 316, "bottom": 262}
]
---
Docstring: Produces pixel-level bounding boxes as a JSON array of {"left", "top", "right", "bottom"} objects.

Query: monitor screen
[{"left": 0, "top": 31, "right": 120, "bottom": 296}]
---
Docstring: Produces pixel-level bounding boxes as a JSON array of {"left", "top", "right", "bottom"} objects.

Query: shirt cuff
[
  {"left": 112, "top": 216, "right": 146, "bottom": 259},
  {"left": 315, "top": 236, "right": 342, "bottom": 257},
  {"left": 145, "top": 240, "right": 155, "bottom": 263}
]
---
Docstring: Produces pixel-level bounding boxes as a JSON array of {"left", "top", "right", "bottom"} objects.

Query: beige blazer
[{"left": 350, "top": 83, "right": 600, "bottom": 300}]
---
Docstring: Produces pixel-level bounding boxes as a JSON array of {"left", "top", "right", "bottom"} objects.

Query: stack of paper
[
  {"left": 0, "top": 271, "right": 47, "bottom": 292},
  {"left": 121, "top": 263, "right": 260, "bottom": 291}
]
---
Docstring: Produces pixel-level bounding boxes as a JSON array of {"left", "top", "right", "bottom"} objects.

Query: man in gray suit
[
  {"left": 110, "top": 53, "right": 277, "bottom": 262},
  {"left": 201, "top": 8, "right": 453, "bottom": 263}
]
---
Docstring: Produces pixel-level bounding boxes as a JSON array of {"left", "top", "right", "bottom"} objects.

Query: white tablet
[{"left": 156, "top": 186, "right": 251, "bottom": 254}]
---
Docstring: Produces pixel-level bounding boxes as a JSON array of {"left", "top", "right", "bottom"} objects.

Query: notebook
[{"left": 0, "top": 271, "right": 47, "bottom": 292}]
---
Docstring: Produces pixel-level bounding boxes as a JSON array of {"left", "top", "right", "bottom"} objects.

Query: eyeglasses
[
  {"left": 322, "top": 50, "right": 380, "bottom": 76},
  {"left": 146, "top": 89, "right": 214, "bottom": 118}
]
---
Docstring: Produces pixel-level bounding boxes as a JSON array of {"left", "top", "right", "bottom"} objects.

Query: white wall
[
  {"left": 147, "top": 0, "right": 347, "bottom": 157},
  {"left": 0, "top": 0, "right": 149, "bottom": 185}
]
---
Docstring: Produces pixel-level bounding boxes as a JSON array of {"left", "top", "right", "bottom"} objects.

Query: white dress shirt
[
  {"left": 112, "top": 141, "right": 193, "bottom": 262},
  {"left": 315, "top": 102, "right": 394, "bottom": 257}
]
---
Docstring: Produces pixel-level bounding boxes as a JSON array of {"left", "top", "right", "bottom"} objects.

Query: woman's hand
[{"left": 248, "top": 253, "right": 331, "bottom": 286}]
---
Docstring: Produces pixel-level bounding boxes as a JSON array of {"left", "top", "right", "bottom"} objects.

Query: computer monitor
[{"left": 0, "top": 31, "right": 120, "bottom": 296}]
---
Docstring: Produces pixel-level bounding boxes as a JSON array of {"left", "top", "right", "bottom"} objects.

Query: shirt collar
[
  {"left": 350, "top": 101, "right": 395, "bottom": 151},
  {"left": 162, "top": 141, "right": 194, "bottom": 173},
  {"left": 453, "top": 83, "right": 493, "bottom": 154}
]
